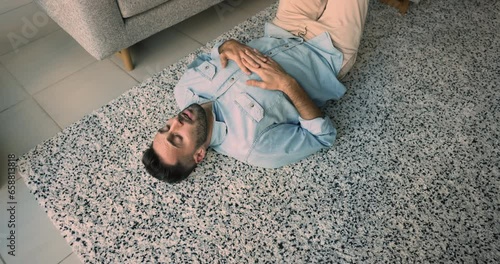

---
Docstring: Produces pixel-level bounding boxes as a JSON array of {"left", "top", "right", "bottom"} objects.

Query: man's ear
[{"left": 193, "top": 147, "right": 206, "bottom": 164}]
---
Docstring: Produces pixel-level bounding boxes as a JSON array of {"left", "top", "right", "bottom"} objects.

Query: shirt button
[
  {"left": 284, "top": 44, "right": 289, "bottom": 48},
  {"left": 268, "top": 51, "right": 273, "bottom": 55},
  {"left": 249, "top": 103, "right": 254, "bottom": 107},
  {"left": 230, "top": 77, "right": 235, "bottom": 81},
  {"left": 205, "top": 65, "right": 209, "bottom": 70}
]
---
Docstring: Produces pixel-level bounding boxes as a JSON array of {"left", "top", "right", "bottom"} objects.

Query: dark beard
[{"left": 181, "top": 103, "right": 208, "bottom": 148}]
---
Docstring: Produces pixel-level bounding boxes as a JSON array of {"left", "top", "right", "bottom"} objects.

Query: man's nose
[{"left": 170, "top": 117, "right": 183, "bottom": 130}]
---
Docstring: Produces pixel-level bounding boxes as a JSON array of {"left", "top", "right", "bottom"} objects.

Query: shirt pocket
[
  {"left": 194, "top": 61, "right": 216, "bottom": 80},
  {"left": 234, "top": 93, "right": 264, "bottom": 122},
  {"left": 175, "top": 60, "right": 217, "bottom": 104}
]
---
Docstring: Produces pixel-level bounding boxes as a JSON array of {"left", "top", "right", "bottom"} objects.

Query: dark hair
[{"left": 142, "top": 145, "right": 196, "bottom": 183}]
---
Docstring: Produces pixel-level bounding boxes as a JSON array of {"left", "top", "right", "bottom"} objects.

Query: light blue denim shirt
[{"left": 174, "top": 23, "right": 346, "bottom": 168}]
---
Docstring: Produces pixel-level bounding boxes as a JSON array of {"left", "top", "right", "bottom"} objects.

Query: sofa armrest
[{"left": 34, "top": 0, "right": 128, "bottom": 59}]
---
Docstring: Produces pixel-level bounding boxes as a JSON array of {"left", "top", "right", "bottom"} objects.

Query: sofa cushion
[{"left": 117, "top": 0, "right": 171, "bottom": 18}]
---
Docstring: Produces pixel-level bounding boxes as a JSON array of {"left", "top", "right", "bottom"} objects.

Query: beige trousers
[{"left": 273, "top": 0, "right": 369, "bottom": 78}]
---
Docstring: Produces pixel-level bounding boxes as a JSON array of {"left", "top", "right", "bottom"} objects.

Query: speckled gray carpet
[{"left": 19, "top": 0, "right": 499, "bottom": 263}]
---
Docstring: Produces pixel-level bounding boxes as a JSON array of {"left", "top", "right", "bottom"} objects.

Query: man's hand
[
  {"left": 242, "top": 55, "right": 323, "bottom": 120},
  {"left": 219, "top": 39, "right": 268, "bottom": 75},
  {"left": 242, "top": 55, "right": 294, "bottom": 91}
]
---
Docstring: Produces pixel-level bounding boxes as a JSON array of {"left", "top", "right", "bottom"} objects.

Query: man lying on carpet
[{"left": 143, "top": 0, "right": 369, "bottom": 183}]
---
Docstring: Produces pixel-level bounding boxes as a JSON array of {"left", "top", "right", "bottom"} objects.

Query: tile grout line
[
  {"left": 32, "top": 93, "right": 64, "bottom": 129},
  {"left": 0, "top": 29, "right": 67, "bottom": 92},
  {"left": 0, "top": 59, "right": 29, "bottom": 94},
  {"left": 0, "top": 252, "right": 6, "bottom": 264},
  {"left": 171, "top": 27, "right": 205, "bottom": 46},
  {"left": 6, "top": 93, "right": 63, "bottom": 170},
  {"left": 108, "top": 57, "right": 141, "bottom": 83},
  {"left": 31, "top": 58, "right": 99, "bottom": 105},
  {"left": 57, "top": 252, "right": 74, "bottom": 264},
  {"left": 31, "top": 59, "right": 140, "bottom": 130},
  {"left": 0, "top": 61, "right": 29, "bottom": 115},
  {"left": 0, "top": 1, "right": 32, "bottom": 16},
  {"left": 0, "top": 27, "right": 57, "bottom": 56},
  {"left": 27, "top": 58, "right": 104, "bottom": 132},
  {"left": 0, "top": 19, "right": 62, "bottom": 57},
  {"left": 29, "top": 60, "right": 99, "bottom": 100}
]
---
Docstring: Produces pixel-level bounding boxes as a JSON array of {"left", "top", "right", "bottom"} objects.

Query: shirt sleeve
[{"left": 246, "top": 117, "right": 337, "bottom": 168}]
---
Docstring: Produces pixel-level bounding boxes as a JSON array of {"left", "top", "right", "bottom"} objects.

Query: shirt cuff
[{"left": 298, "top": 116, "right": 336, "bottom": 135}]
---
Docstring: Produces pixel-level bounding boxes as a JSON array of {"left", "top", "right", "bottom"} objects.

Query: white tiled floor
[
  {"left": 0, "top": 1, "right": 276, "bottom": 263},
  {"left": 0, "top": 30, "right": 96, "bottom": 95},
  {"left": 0, "top": 2, "right": 59, "bottom": 56}
]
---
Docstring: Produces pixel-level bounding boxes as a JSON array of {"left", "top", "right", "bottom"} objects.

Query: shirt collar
[
  {"left": 209, "top": 104, "right": 227, "bottom": 147},
  {"left": 209, "top": 121, "right": 227, "bottom": 147}
]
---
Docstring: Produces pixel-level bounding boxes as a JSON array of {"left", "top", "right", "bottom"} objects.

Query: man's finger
[
  {"left": 220, "top": 54, "right": 228, "bottom": 68},
  {"left": 242, "top": 50, "right": 260, "bottom": 68},
  {"left": 245, "top": 49, "right": 267, "bottom": 64},
  {"left": 236, "top": 58, "right": 251, "bottom": 75},
  {"left": 253, "top": 48, "right": 268, "bottom": 62},
  {"left": 246, "top": 79, "right": 266, "bottom": 89},
  {"left": 242, "top": 57, "right": 263, "bottom": 73}
]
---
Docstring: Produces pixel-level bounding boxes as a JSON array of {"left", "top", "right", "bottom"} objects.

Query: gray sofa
[{"left": 35, "top": 0, "right": 225, "bottom": 70}]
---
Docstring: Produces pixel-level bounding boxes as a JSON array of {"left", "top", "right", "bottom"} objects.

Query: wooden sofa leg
[{"left": 117, "top": 48, "right": 134, "bottom": 71}]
